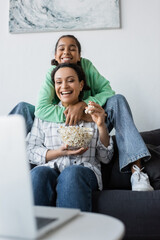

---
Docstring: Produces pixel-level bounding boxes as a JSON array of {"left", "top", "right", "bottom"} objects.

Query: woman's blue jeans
[
  {"left": 31, "top": 165, "right": 98, "bottom": 212},
  {"left": 9, "top": 94, "right": 150, "bottom": 171}
]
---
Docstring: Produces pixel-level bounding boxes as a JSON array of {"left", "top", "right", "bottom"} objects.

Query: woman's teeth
[{"left": 61, "top": 91, "right": 72, "bottom": 95}]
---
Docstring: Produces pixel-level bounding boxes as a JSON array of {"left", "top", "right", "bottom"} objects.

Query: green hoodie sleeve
[
  {"left": 35, "top": 66, "right": 65, "bottom": 122},
  {"left": 81, "top": 58, "right": 115, "bottom": 106}
]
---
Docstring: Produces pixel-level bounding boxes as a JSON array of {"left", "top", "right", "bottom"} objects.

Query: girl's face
[
  {"left": 55, "top": 37, "right": 81, "bottom": 64},
  {"left": 54, "top": 67, "right": 84, "bottom": 107}
]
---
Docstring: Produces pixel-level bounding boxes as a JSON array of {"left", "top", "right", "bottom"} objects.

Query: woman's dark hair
[
  {"left": 51, "top": 35, "right": 81, "bottom": 66},
  {"left": 51, "top": 63, "right": 90, "bottom": 101}
]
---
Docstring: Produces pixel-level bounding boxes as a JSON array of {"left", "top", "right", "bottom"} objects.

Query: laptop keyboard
[{"left": 36, "top": 217, "right": 58, "bottom": 230}]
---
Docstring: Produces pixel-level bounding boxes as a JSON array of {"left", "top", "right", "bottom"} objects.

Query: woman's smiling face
[
  {"left": 55, "top": 37, "right": 81, "bottom": 64},
  {"left": 54, "top": 67, "right": 84, "bottom": 107}
]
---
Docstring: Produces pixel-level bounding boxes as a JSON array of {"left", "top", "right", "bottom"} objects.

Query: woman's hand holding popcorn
[
  {"left": 85, "top": 101, "right": 107, "bottom": 127},
  {"left": 85, "top": 102, "right": 109, "bottom": 147}
]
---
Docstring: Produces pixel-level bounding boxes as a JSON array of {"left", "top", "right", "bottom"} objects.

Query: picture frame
[{"left": 9, "top": 0, "right": 120, "bottom": 33}]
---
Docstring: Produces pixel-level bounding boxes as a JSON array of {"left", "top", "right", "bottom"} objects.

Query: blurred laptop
[{"left": 0, "top": 115, "right": 80, "bottom": 239}]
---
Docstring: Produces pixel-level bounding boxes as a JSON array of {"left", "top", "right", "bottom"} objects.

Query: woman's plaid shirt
[{"left": 26, "top": 118, "right": 114, "bottom": 190}]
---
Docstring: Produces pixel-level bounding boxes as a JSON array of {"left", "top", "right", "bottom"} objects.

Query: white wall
[{"left": 0, "top": 0, "right": 160, "bottom": 131}]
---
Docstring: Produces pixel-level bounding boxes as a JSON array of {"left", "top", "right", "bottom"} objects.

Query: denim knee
[
  {"left": 16, "top": 102, "right": 29, "bottom": 110},
  {"left": 106, "top": 94, "right": 128, "bottom": 108},
  {"left": 9, "top": 102, "right": 30, "bottom": 113},
  {"left": 58, "top": 165, "right": 90, "bottom": 187},
  {"left": 31, "top": 166, "right": 50, "bottom": 186},
  {"left": 31, "top": 166, "right": 52, "bottom": 179},
  {"left": 56, "top": 165, "right": 98, "bottom": 211},
  {"left": 9, "top": 102, "right": 35, "bottom": 134}
]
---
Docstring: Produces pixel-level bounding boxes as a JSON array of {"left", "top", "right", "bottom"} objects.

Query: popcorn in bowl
[{"left": 57, "top": 126, "right": 94, "bottom": 149}]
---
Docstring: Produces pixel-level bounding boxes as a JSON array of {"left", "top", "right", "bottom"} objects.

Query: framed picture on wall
[{"left": 9, "top": 0, "right": 120, "bottom": 33}]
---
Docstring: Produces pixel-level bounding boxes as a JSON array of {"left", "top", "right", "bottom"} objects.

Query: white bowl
[{"left": 57, "top": 126, "right": 94, "bottom": 149}]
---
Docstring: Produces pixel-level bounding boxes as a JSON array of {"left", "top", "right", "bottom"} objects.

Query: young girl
[
  {"left": 26, "top": 63, "right": 114, "bottom": 211},
  {"left": 9, "top": 34, "right": 115, "bottom": 131},
  {"left": 11, "top": 35, "right": 153, "bottom": 191}
]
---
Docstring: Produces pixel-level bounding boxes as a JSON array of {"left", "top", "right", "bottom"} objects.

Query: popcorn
[
  {"left": 57, "top": 126, "right": 93, "bottom": 149},
  {"left": 85, "top": 104, "right": 95, "bottom": 114}
]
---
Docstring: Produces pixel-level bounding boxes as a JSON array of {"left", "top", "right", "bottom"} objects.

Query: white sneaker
[{"left": 131, "top": 165, "right": 154, "bottom": 191}]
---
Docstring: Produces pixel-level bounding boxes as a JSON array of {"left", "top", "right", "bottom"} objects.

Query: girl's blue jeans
[
  {"left": 104, "top": 94, "right": 150, "bottom": 171},
  {"left": 9, "top": 102, "right": 35, "bottom": 134},
  {"left": 31, "top": 165, "right": 98, "bottom": 211}
]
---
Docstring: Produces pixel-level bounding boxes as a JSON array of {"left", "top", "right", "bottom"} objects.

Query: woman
[{"left": 26, "top": 63, "right": 114, "bottom": 211}]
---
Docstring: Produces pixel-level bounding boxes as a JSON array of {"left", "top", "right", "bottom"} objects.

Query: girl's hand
[
  {"left": 85, "top": 101, "right": 107, "bottom": 127},
  {"left": 64, "top": 101, "right": 87, "bottom": 125}
]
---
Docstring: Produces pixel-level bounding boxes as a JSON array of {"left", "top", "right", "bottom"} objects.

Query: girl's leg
[
  {"left": 104, "top": 94, "right": 151, "bottom": 172},
  {"left": 56, "top": 165, "right": 98, "bottom": 212},
  {"left": 104, "top": 94, "right": 153, "bottom": 191},
  {"left": 9, "top": 102, "right": 35, "bottom": 134},
  {"left": 31, "top": 166, "right": 59, "bottom": 206}
]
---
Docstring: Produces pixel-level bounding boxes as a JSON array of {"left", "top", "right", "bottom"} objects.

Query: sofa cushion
[
  {"left": 92, "top": 189, "right": 160, "bottom": 240},
  {"left": 105, "top": 157, "right": 131, "bottom": 190},
  {"left": 141, "top": 129, "right": 160, "bottom": 190},
  {"left": 101, "top": 137, "right": 131, "bottom": 190},
  {"left": 143, "top": 144, "right": 160, "bottom": 190}
]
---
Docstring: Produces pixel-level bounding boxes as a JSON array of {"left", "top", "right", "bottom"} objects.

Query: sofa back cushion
[
  {"left": 141, "top": 129, "right": 160, "bottom": 146},
  {"left": 101, "top": 136, "right": 131, "bottom": 190},
  {"left": 143, "top": 144, "right": 160, "bottom": 189}
]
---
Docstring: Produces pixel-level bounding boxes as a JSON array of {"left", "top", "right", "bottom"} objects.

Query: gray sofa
[
  {"left": 30, "top": 129, "right": 160, "bottom": 239},
  {"left": 92, "top": 129, "right": 160, "bottom": 240}
]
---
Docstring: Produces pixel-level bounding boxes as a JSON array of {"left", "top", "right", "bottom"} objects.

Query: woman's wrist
[
  {"left": 98, "top": 124, "right": 110, "bottom": 147},
  {"left": 97, "top": 122, "right": 107, "bottom": 130},
  {"left": 46, "top": 148, "right": 63, "bottom": 162}
]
